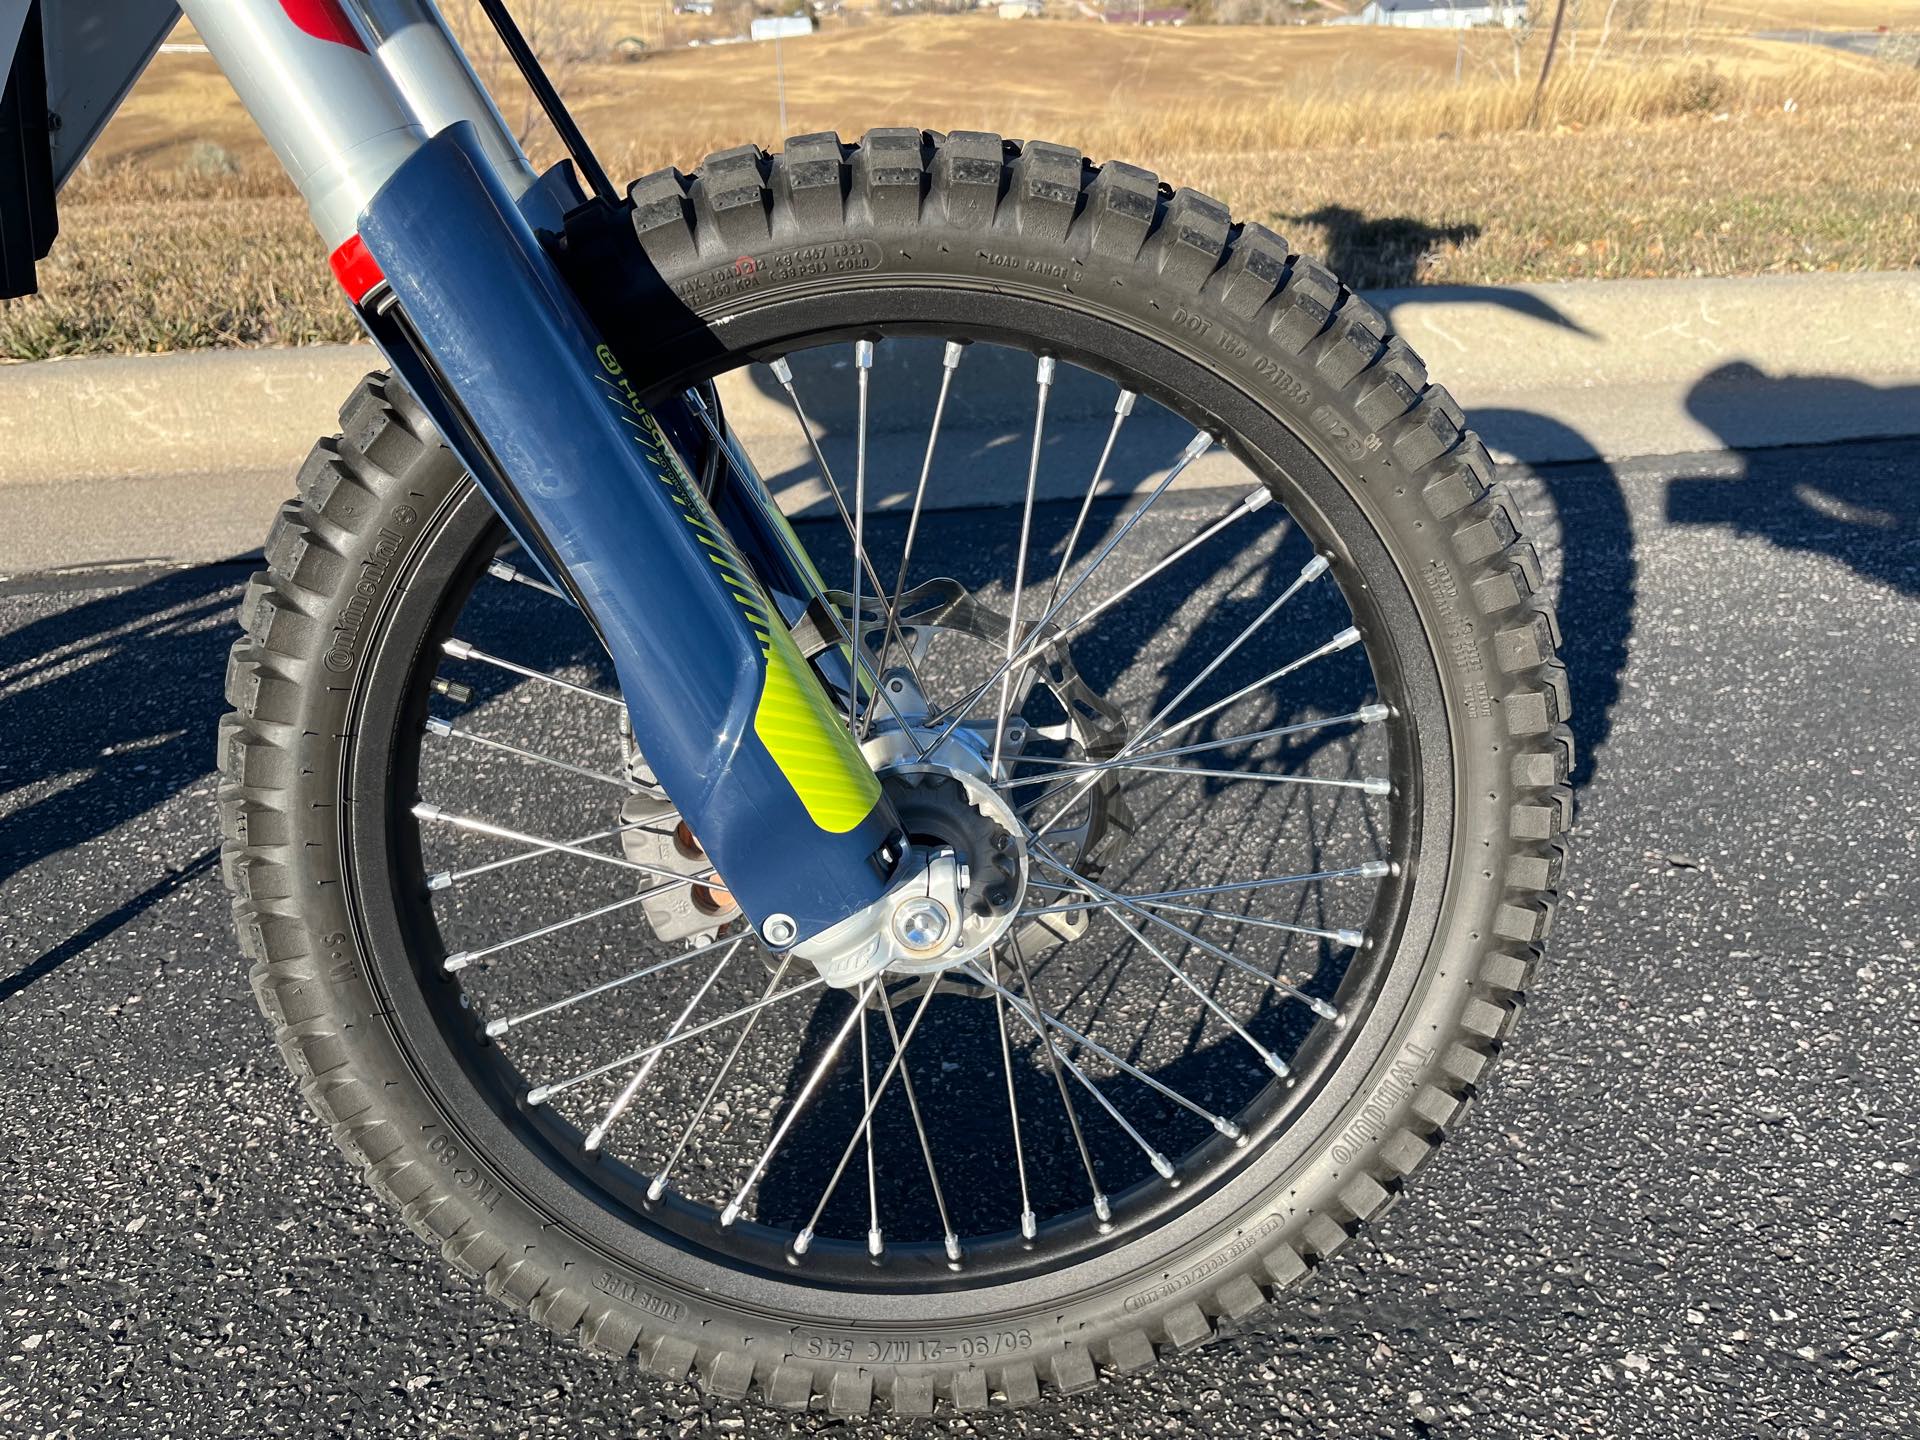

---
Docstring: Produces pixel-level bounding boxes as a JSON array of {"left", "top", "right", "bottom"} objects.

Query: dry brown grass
[{"left": 4, "top": 16, "right": 1915, "bottom": 358}]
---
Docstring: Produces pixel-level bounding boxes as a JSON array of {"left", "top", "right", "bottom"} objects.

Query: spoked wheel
[{"left": 219, "top": 130, "right": 1570, "bottom": 1415}]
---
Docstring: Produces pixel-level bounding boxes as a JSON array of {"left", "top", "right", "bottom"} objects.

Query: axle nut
[{"left": 890, "top": 898, "right": 952, "bottom": 953}]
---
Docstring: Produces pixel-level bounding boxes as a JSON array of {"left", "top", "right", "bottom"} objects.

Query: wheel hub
[{"left": 870, "top": 757, "right": 1028, "bottom": 977}]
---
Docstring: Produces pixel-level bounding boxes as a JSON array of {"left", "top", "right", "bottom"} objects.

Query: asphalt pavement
[{"left": 2, "top": 437, "right": 1917, "bottom": 1437}]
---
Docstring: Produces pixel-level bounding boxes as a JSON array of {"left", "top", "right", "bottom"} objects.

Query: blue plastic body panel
[{"left": 357, "top": 123, "right": 896, "bottom": 943}]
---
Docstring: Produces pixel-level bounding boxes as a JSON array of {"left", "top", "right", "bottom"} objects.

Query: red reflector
[{"left": 329, "top": 234, "right": 385, "bottom": 304}]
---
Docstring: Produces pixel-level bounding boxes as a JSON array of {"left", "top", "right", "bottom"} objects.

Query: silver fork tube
[
  {"left": 351, "top": 0, "right": 539, "bottom": 199},
  {"left": 178, "top": 0, "right": 533, "bottom": 250},
  {"left": 178, "top": 0, "right": 421, "bottom": 248}
]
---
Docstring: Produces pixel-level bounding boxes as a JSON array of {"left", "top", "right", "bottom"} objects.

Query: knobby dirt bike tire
[{"left": 218, "top": 129, "right": 1572, "bottom": 1416}]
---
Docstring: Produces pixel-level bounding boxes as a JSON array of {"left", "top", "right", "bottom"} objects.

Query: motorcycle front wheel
[{"left": 218, "top": 129, "right": 1570, "bottom": 1415}]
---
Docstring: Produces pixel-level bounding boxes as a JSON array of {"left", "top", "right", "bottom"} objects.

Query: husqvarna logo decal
[{"left": 589, "top": 346, "right": 880, "bottom": 833}]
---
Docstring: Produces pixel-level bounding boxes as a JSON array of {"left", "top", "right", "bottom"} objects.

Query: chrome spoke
[
  {"left": 583, "top": 937, "right": 745, "bottom": 1151},
  {"left": 877, "top": 996, "right": 961, "bottom": 1262},
  {"left": 1025, "top": 623, "right": 1364, "bottom": 846},
  {"left": 992, "top": 959, "right": 1176, "bottom": 1179},
  {"left": 442, "top": 884, "right": 674, "bottom": 974},
  {"left": 528, "top": 973, "right": 827, "bottom": 1106},
  {"left": 870, "top": 340, "right": 964, "bottom": 716},
  {"left": 1038, "top": 483, "right": 1271, "bottom": 658},
  {"left": 722, "top": 977, "right": 882, "bottom": 1229},
  {"left": 765, "top": 355, "right": 931, "bottom": 725},
  {"left": 486, "top": 926, "right": 744, "bottom": 1035},
  {"left": 425, "top": 714, "right": 629, "bottom": 788},
  {"left": 848, "top": 340, "right": 873, "bottom": 732},
  {"left": 860, "top": 1007, "right": 882, "bottom": 1257},
  {"left": 487, "top": 556, "right": 571, "bottom": 604},
  {"left": 794, "top": 981, "right": 941, "bottom": 1255},
  {"left": 920, "top": 429, "right": 1215, "bottom": 754},
  {"left": 1137, "top": 625, "right": 1364, "bottom": 754},
  {"left": 1027, "top": 859, "right": 1391, "bottom": 907},
  {"left": 411, "top": 804, "right": 713, "bottom": 888},
  {"left": 647, "top": 955, "right": 797, "bottom": 1201},
  {"left": 425, "top": 819, "right": 656, "bottom": 892},
  {"left": 1106, "top": 910, "right": 1294, "bottom": 1080},
  {"left": 440, "top": 637, "right": 625, "bottom": 708},
  {"left": 1030, "top": 841, "right": 1339, "bottom": 1021},
  {"left": 1010, "top": 761, "right": 1388, "bottom": 802},
  {"left": 988, "top": 949, "right": 1038, "bottom": 1240},
  {"left": 963, "top": 962, "right": 1243, "bottom": 1141},
  {"left": 991, "top": 355, "right": 1055, "bottom": 776},
  {"left": 1008, "top": 937, "right": 1110, "bottom": 1224},
  {"left": 1132, "top": 552, "right": 1329, "bottom": 751},
  {"left": 1003, "top": 704, "right": 1387, "bottom": 779},
  {"left": 1043, "top": 388, "right": 1135, "bottom": 615},
  {"left": 1023, "top": 891, "right": 1363, "bottom": 949}
]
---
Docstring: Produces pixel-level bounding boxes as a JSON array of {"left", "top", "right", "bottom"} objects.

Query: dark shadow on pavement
[
  {"left": 0, "top": 559, "right": 250, "bottom": 888},
  {"left": 1668, "top": 364, "right": 1920, "bottom": 599}
]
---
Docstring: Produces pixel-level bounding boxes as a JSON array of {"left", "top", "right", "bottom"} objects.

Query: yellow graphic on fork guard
[{"left": 599, "top": 347, "right": 881, "bottom": 834}]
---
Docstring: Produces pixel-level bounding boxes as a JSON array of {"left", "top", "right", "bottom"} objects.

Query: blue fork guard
[{"left": 356, "top": 123, "right": 898, "bottom": 944}]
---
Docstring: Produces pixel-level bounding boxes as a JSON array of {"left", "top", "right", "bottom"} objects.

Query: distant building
[
  {"left": 1332, "top": 0, "right": 1527, "bottom": 27},
  {"left": 997, "top": 0, "right": 1044, "bottom": 15}
]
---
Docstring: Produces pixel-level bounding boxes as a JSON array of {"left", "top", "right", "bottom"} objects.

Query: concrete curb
[{"left": 2, "top": 272, "right": 1916, "bottom": 491}]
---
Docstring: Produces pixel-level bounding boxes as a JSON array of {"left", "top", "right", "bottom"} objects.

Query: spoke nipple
[
  {"left": 526, "top": 1085, "right": 550, "bottom": 1106},
  {"left": 1317, "top": 999, "right": 1346, "bottom": 1025},
  {"left": 582, "top": 1128, "right": 605, "bottom": 1152},
  {"left": 1114, "top": 388, "right": 1137, "bottom": 416},
  {"left": 719, "top": 1202, "right": 741, "bottom": 1228},
  {"left": 1242, "top": 486, "right": 1273, "bottom": 513},
  {"left": 1036, "top": 354, "right": 1057, "bottom": 386},
  {"left": 1265, "top": 1053, "right": 1293, "bottom": 1079},
  {"left": 1363, "top": 778, "right": 1392, "bottom": 798},
  {"left": 942, "top": 339, "right": 965, "bottom": 369},
  {"left": 425, "top": 716, "right": 453, "bottom": 737},
  {"left": 646, "top": 1175, "right": 667, "bottom": 1202},
  {"left": 944, "top": 1234, "right": 962, "bottom": 1265},
  {"left": 484, "top": 1017, "right": 508, "bottom": 1037},
  {"left": 1335, "top": 929, "right": 1366, "bottom": 950},
  {"left": 1021, "top": 1209, "right": 1038, "bottom": 1241},
  {"left": 412, "top": 802, "right": 443, "bottom": 821},
  {"left": 1331, "top": 625, "right": 1362, "bottom": 652},
  {"left": 488, "top": 559, "right": 515, "bottom": 581},
  {"left": 793, "top": 1226, "right": 814, "bottom": 1256},
  {"left": 1215, "top": 1118, "right": 1243, "bottom": 1141},
  {"left": 1302, "top": 553, "right": 1331, "bottom": 582},
  {"left": 441, "top": 637, "right": 475, "bottom": 660},
  {"left": 1361, "top": 859, "right": 1392, "bottom": 879},
  {"left": 442, "top": 952, "right": 472, "bottom": 973},
  {"left": 426, "top": 871, "right": 453, "bottom": 892},
  {"left": 1181, "top": 429, "right": 1213, "bottom": 461},
  {"left": 1151, "top": 1152, "right": 1176, "bottom": 1181},
  {"left": 1093, "top": 1194, "right": 1113, "bottom": 1225},
  {"left": 768, "top": 356, "right": 793, "bottom": 385},
  {"left": 1360, "top": 703, "right": 1391, "bottom": 723},
  {"left": 855, "top": 339, "right": 874, "bottom": 369}
]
